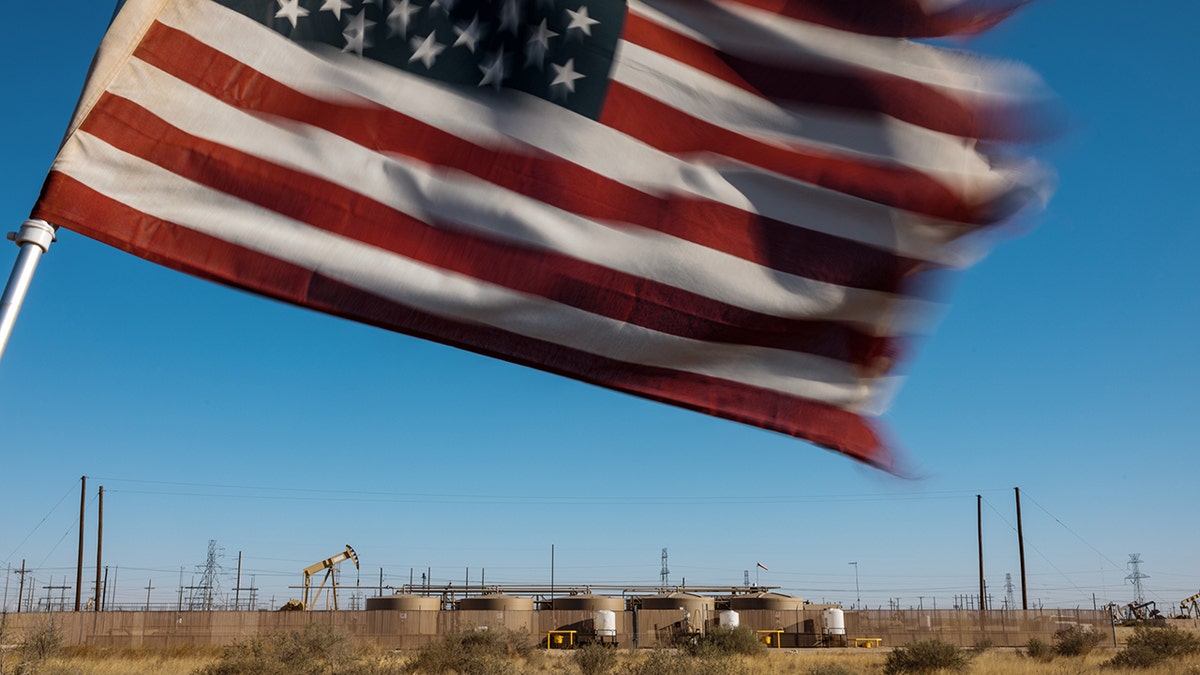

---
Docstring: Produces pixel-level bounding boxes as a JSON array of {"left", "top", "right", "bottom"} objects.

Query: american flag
[{"left": 32, "top": 0, "right": 1048, "bottom": 471}]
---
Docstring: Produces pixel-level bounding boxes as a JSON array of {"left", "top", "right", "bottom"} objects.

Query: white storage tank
[
  {"left": 595, "top": 609, "right": 617, "bottom": 637},
  {"left": 823, "top": 607, "right": 846, "bottom": 635},
  {"left": 718, "top": 610, "right": 740, "bottom": 629}
]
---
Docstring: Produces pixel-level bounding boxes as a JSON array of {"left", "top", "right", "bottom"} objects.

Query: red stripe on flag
[
  {"left": 621, "top": 11, "right": 1037, "bottom": 142},
  {"left": 32, "top": 171, "right": 895, "bottom": 470},
  {"left": 133, "top": 20, "right": 939, "bottom": 289},
  {"left": 720, "top": 0, "right": 1024, "bottom": 38},
  {"left": 80, "top": 92, "right": 904, "bottom": 370},
  {"left": 601, "top": 83, "right": 987, "bottom": 225}
]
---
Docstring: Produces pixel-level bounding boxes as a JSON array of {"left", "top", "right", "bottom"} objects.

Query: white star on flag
[
  {"left": 550, "top": 57, "right": 584, "bottom": 93},
  {"left": 499, "top": 0, "right": 521, "bottom": 35},
  {"left": 319, "top": 0, "right": 352, "bottom": 20},
  {"left": 387, "top": 0, "right": 420, "bottom": 38},
  {"left": 565, "top": 6, "right": 599, "bottom": 37},
  {"left": 478, "top": 45, "right": 508, "bottom": 89},
  {"left": 409, "top": 32, "right": 446, "bottom": 69},
  {"left": 274, "top": 0, "right": 309, "bottom": 29},
  {"left": 342, "top": 10, "right": 376, "bottom": 55},
  {"left": 525, "top": 19, "right": 558, "bottom": 69},
  {"left": 454, "top": 14, "right": 484, "bottom": 53}
]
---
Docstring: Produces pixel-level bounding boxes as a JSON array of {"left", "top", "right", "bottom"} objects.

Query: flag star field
[{"left": 220, "top": 0, "right": 624, "bottom": 118}]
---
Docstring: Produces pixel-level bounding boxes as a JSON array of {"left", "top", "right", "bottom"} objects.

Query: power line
[
  {"left": 93, "top": 476, "right": 1009, "bottom": 506},
  {"left": 1020, "top": 491, "right": 1125, "bottom": 573},
  {"left": 4, "top": 479, "right": 82, "bottom": 565},
  {"left": 980, "top": 496, "right": 1093, "bottom": 605}
]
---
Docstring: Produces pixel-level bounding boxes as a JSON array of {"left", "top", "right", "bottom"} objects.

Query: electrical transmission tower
[
  {"left": 195, "top": 539, "right": 223, "bottom": 610},
  {"left": 743, "top": 570, "right": 750, "bottom": 587},
  {"left": 1004, "top": 573, "right": 1015, "bottom": 610},
  {"left": 660, "top": 548, "right": 670, "bottom": 589},
  {"left": 1126, "top": 553, "right": 1148, "bottom": 604}
]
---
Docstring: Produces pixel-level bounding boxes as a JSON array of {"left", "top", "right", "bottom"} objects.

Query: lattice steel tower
[
  {"left": 1126, "top": 553, "right": 1148, "bottom": 604},
  {"left": 660, "top": 548, "right": 670, "bottom": 588},
  {"left": 1004, "top": 573, "right": 1015, "bottom": 610},
  {"left": 197, "top": 539, "right": 223, "bottom": 610}
]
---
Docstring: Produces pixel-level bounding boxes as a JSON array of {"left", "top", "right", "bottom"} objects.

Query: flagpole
[{"left": 0, "top": 219, "right": 56, "bottom": 363}]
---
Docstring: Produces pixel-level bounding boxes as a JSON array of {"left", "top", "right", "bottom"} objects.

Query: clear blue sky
[{"left": 1, "top": 1, "right": 1198, "bottom": 613}]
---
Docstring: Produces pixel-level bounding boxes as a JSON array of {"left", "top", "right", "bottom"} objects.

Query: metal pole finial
[{"left": 0, "top": 219, "right": 57, "bottom": 363}]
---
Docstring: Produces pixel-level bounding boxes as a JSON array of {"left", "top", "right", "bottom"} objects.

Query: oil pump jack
[{"left": 290, "top": 545, "right": 359, "bottom": 610}]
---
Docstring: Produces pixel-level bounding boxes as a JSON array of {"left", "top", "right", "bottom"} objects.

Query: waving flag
[{"left": 32, "top": 0, "right": 1048, "bottom": 472}]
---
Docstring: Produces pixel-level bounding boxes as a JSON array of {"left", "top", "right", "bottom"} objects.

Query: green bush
[
  {"left": 1052, "top": 624, "right": 1103, "bottom": 657},
  {"left": 971, "top": 637, "right": 994, "bottom": 654},
  {"left": 575, "top": 642, "right": 618, "bottom": 675},
  {"left": 684, "top": 626, "right": 764, "bottom": 657},
  {"left": 883, "top": 640, "right": 970, "bottom": 674},
  {"left": 1108, "top": 624, "right": 1200, "bottom": 669},
  {"left": 405, "top": 627, "right": 534, "bottom": 675},
  {"left": 1024, "top": 636, "right": 1054, "bottom": 662}
]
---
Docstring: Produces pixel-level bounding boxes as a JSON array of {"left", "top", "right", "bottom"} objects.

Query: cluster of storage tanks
[
  {"left": 364, "top": 590, "right": 846, "bottom": 645},
  {"left": 365, "top": 590, "right": 832, "bottom": 613}
]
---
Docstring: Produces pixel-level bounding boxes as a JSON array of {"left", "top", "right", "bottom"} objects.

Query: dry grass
[
  {"left": 12, "top": 651, "right": 216, "bottom": 675},
  {"left": 13, "top": 643, "right": 1200, "bottom": 675}
]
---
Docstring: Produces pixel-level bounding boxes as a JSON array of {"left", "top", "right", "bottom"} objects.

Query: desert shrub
[
  {"left": 685, "top": 626, "right": 764, "bottom": 657},
  {"left": 616, "top": 649, "right": 749, "bottom": 675},
  {"left": 1108, "top": 624, "right": 1200, "bottom": 669},
  {"left": 193, "top": 623, "right": 384, "bottom": 675},
  {"left": 883, "top": 639, "right": 970, "bottom": 674},
  {"left": 971, "top": 637, "right": 994, "bottom": 653},
  {"left": 1052, "top": 624, "right": 1103, "bottom": 657},
  {"left": 575, "top": 642, "right": 618, "bottom": 675},
  {"left": 405, "top": 627, "right": 534, "bottom": 675},
  {"left": 1024, "top": 636, "right": 1054, "bottom": 661},
  {"left": 10, "top": 619, "right": 64, "bottom": 674}
]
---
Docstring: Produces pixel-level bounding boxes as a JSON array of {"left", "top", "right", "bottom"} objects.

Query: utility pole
[
  {"left": 849, "top": 562, "right": 861, "bottom": 608},
  {"left": 1015, "top": 487, "right": 1028, "bottom": 610},
  {"left": 44, "top": 578, "right": 71, "bottom": 612},
  {"left": 977, "top": 495, "right": 985, "bottom": 624},
  {"left": 76, "top": 475, "right": 86, "bottom": 611},
  {"left": 94, "top": 485, "right": 104, "bottom": 612},
  {"left": 144, "top": 580, "right": 154, "bottom": 611},
  {"left": 235, "top": 551, "right": 243, "bottom": 610},
  {"left": 15, "top": 560, "right": 29, "bottom": 614}
]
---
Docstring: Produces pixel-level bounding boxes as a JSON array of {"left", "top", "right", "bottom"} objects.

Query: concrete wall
[{"left": 0, "top": 608, "right": 1115, "bottom": 650}]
